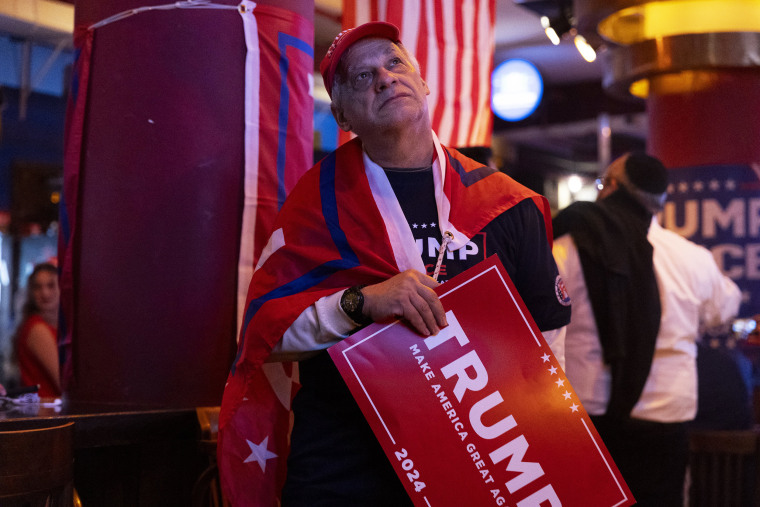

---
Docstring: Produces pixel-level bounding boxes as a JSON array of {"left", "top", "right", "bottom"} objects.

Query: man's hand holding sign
[
  {"left": 362, "top": 269, "right": 449, "bottom": 337},
  {"left": 330, "top": 257, "right": 634, "bottom": 506}
]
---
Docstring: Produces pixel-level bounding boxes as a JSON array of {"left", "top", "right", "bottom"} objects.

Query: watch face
[
  {"left": 343, "top": 289, "right": 361, "bottom": 313},
  {"left": 342, "top": 286, "right": 370, "bottom": 325}
]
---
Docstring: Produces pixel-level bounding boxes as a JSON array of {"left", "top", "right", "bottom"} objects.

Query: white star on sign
[
  {"left": 541, "top": 353, "right": 551, "bottom": 363},
  {"left": 244, "top": 436, "right": 278, "bottom": 473}
]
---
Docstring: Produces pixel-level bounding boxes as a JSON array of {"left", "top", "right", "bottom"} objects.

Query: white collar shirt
[{"left": 553, "top": 218, "right": 741, "bottom": 422}]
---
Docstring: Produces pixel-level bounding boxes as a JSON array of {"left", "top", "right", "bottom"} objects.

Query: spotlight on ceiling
[
  {"left": 540, "top": 14, "right": 571, "bottom": 46},
  {"left": 573, "top": 33, "right": 597, "bottom": 62},
  {"left": 538, "top": 11, "right": 599, "bottom": 63}
]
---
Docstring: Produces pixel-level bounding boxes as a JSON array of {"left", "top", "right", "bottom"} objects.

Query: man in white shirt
[{"left": 552, "top": 153, "right": 741, "bottom": 506}]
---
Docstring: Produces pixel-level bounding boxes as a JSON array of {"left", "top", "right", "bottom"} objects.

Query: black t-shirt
[
  {"left": 385, "top": 166, "right": 570, "bottom": 331},
  {"left": 282, "top": 167, "right": 571, "bottom": 506}
]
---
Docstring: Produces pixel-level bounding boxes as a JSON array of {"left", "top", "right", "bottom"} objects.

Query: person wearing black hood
[{"left": 552, "top": 153, "right": 741, "bottom": 506}]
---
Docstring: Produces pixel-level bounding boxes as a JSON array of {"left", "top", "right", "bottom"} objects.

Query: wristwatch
[{"left": 340, "top": 285, "right": 372, "bottom": 326}]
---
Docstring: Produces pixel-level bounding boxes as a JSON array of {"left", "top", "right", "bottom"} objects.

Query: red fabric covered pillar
[
  {"left": 647, "top": 70, "right": 760, "bottom": 168},
  {"left": 64, "top": 0, "right": 313, "bottom": 406},
  {"left": 574, "top": 0, "right": 760, "bottom": 318},
  {"left": 646, "top": 70, "right": 760, "bottom": 317}
]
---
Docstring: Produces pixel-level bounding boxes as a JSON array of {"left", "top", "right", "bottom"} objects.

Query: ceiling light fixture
[
  {"left": 541, "top": 13, "right": 572, "bottom": 46},
  {"left": 573, "top": 33, "right": 597, "bottom": 62},
  {"left": 540, "top": 16, "right": 561, "bottom": 45},
  {"left": 540, "top": 1, "right": 599, "bottom": 63}
]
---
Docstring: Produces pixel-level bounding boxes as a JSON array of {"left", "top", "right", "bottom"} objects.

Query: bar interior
[{"left": 1, "top": 0, "right": 759, "bottom": 505}]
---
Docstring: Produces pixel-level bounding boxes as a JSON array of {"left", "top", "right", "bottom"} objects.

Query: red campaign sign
[{"left": 329, "top": 256, "right": 634, "bottom": 507}]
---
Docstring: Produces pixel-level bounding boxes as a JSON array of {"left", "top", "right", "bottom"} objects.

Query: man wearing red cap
[{"left": 220, "top": 21, "right": 571, "bottom": 506}]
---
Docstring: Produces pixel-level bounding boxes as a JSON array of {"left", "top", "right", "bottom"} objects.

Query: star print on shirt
[
  {"left": 570, "top": 403, "right": 580, "bottom": 413},
  {"left": 548, "top": 365, "right": 558, "bottom": 375},
  {"left": 555, "top": 378, "right": 565, "bottom": 388},
  {"left": 244, "top": 436, "right": 278, "bottom": 473},
  {"left": 541, "top": 353, "right": 551, "bottom": 363}
]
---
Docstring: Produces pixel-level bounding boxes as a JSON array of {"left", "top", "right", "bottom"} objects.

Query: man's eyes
[
  {"left": 351, "top": 58, "right": 405, "bottom": 88},
  {"left": 352, "top": 71, "right": 373, "bottom": 89}
]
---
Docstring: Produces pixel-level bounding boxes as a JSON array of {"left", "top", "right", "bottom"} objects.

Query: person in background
[
  {"left": 690, "top": 339, "right": 753, "bottom": 431},
  {"left": 220, "top": 21, "right": 571, "bottom": 506},
  {"left": 552, "top": 153, "right": 741, "bottom": 506},
  {"left": 13, "top": 262, "right": 61, "bottom": 398},
  {"left": 744, "top": 314, "right": 760, "bottom": 346},
  {"left": 736, "top": 313, "right": 760, "bottom": 420}
]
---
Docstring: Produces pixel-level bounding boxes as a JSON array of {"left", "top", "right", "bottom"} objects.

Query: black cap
[{"left": 624, "top": 152, "right": 668, "bottom": 194}]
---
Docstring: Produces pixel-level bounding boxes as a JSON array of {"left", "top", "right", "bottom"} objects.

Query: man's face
[
  {"left": 596, "top": 154, "right": 627, "bottom": 201},
  {"left": 331, "top": 38, "right": 430, "bottom": 136}
]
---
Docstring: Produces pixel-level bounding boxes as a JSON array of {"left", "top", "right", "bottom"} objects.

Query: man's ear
[{"left": 331, "top": 103, "right": 352, "bottom": 132}]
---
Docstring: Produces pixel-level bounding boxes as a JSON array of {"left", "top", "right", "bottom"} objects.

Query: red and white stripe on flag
[
  {"left": 341, "top": 0, "right": 495, "bottom": 148},
  {"left": 237, "top": 2, "right": 314, "bottom": 324},
  {"left": 220, "top": 4, "right": 312, "bottom": 506}
]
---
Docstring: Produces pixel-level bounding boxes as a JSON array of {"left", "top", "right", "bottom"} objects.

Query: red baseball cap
[{"left": 319, "top": 21, "right": 401, "bottom": 98}]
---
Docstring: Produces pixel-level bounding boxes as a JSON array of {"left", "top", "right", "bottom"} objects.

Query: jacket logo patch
[{"left": 555, "top": 275, "right": 571, "bottom": 306}]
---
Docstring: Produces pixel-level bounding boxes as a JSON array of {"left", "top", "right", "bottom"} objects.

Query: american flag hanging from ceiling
[{"left": 341, "top": 0, "right": 496, "bottom": 148}]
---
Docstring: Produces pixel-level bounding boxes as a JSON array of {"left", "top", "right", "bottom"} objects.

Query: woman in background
[{"left": 13, "top": 262, "right": 61, "bottom": 397}]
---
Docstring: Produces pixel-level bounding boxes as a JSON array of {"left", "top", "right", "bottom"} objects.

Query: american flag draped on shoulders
[
  {"left": 219, "top": 2, "right": 499, "bottom": 505},
  {"left": 218, "top": 134, "right": 550, "bottom": 506},
  {"left": 342, "top": 0, "right": 495, "bottom": 147},
  {"left": 217, "top": 3, "right": 313, "bottom": 506}
]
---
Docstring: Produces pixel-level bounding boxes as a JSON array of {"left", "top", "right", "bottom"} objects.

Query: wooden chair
[
  {"left": 192, "top": 406, "right": 230, "bottom": 507},
  {"left": 688, "top": 429, "right": 760, "bottom": 506},
  {"left": 0, "top": 421, "right": 76, "bottom": 507}
]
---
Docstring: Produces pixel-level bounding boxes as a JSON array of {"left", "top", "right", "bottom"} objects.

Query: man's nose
[{"left": 375, "top": 67, "right": 397, "bottom": 91}]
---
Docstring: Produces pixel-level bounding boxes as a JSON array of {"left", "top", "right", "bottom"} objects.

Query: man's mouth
[{"left": 380, "top": 93, "right": 408, "bottom": 109}]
